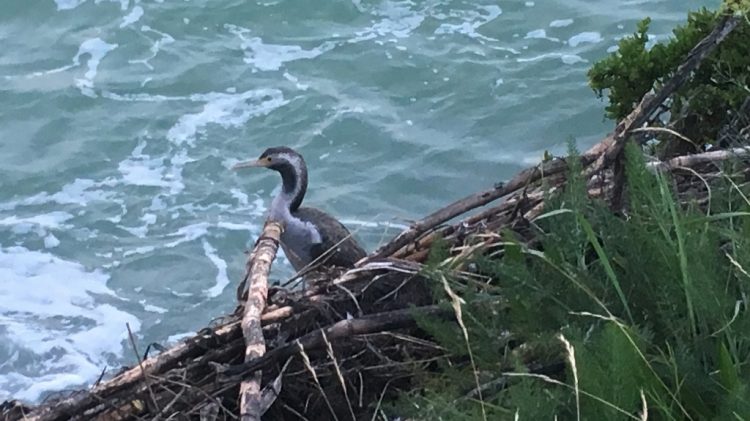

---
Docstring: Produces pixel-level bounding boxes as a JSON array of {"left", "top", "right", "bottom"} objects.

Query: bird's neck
[{"left": 273, "top": 163, "right": 307, "bottom": 214}]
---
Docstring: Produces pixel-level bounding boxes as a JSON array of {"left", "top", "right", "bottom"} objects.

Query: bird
[{"left": 232, "top": 146, "right": 367, "bottom": 273}]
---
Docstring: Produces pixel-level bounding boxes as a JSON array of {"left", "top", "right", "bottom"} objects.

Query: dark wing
[{"left": 293, "top": 206, "right": 367, "bottom": 268}]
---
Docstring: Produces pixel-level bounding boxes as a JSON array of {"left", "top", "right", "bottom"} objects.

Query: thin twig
[
  {"left": 126, "top": 323, "right": 160, "bottom": 414},
  {"left": 322, "top": 330, "right": 356, "bottom": 421},
  {"left": 298, "top": 342, "right": 340, "bottom": 421}
]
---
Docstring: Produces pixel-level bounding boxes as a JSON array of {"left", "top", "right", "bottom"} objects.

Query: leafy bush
[{"left": 587, "top": 8, "right": 750, "bottom": 150}]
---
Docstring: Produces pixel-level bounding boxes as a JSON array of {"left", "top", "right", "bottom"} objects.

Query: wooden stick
[
  {"left": 239, "top": 221, "right": 283, "bottom": 420},
  {"left": 647, "top": 146, "right": 750, "bottom": 171}
]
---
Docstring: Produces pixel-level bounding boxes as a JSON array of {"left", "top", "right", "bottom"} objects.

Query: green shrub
[{"left": 587, "top": 8, "right": 750, "bottom": 150}]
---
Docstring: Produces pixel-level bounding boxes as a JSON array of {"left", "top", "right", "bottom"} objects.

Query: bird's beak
[{"left": 231, "top": 159, "right": 267, "bottom": 170}]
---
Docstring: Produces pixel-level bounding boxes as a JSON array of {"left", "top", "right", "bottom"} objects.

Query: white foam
[
  {"left": 115, "top": 89, "right": 284, "bottom": 212},
  {"left": 118, "top": 140, "right": 183, "bottom": 193},
  {"left": 141, "top": 302, "right": 168, "bottom": 314},
  {"left": 568, "top": 32, "right": 603, "bottom": 47},
  {"left": 516, "top": 53, "right": 559, "bottom": 63},
  {"left": 122, "top": 245, "right": 155, "bottom": 256},
  {"left": 230, "top": 188, "right": 249, "bottom": 206},
  {"left": 561, "top": 54, "right": 586, "bottom": 65},
  {"left": 128, "top": 26, "right": 174, "bottom": 71},
  {"left": 216, "top": 221, "right": 260, "bottom": 232},
  {"left": 54, "top": 0, "right": 87, "bottom": 10},
  {"left": 167, "top": 89, "right": 287, "bottom": 146},
  {"left": 433, "top": 5, "right": 502, "bottom": 41},
  {"left": 166, "top": 331, "right": 193, "bottom": 343},
  {"left": 164, "top": 222, "right": 210, "bottom": 248},
  {"left": 525, "top": 29, "right": 546, "bottom": 39},
  {"left": 227, "top": 25, "right": 335, "bottom": 72},
  {"left": 72, "top": 38, "right": 118, "bottom": 97},
  {"left": 488, "top": 45, "right": 521, "bottom": 55},
  {"left": 120, "top": 5, "right": 144, "bottom": 28},
  {"left": 43, "top": 234, "right": 61, "bottom": 248},
  {"left": 339, "top": 219, "right": 410, "bottom": 230},
  {"left": 101, "top": 91, "right": 182, "bottom": 102},
  {"left": 516, "top": 52, "right": 587, "bottom": 65},
  {"left": 550, "top": 19, "right": 574, "bottom": 28},
  {"left": 351, "top": 1, "right": 426, "bottom": 42},
  {"left": 0, "top": 179, "right": 116, "bottom": 212},
  {"left": 0, "top": 211, "right": 74, "bottom": 230},
  {"left": 282, "top": 72, "right": 309, "bottom": 90},
  {"left": 0, "top": 247, "right": 139, "bottom": 401},
  {"left": 202, "top": 240, "right": 229, "bottom": 298},
  {"left": 524, "top": 29, "right": 560, "bottom": 42},
  {"left": 141, "top": 213, "right": 157, "bottom": 225}
]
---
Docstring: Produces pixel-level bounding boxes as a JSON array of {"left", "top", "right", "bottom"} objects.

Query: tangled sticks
[{"left": 3, "top": 12, "right": 745, "bottom": 421}]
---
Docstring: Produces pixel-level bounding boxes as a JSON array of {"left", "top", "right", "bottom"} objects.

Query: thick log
[{"left": 239, "top": 221, "right": 283, "bottom": 420}]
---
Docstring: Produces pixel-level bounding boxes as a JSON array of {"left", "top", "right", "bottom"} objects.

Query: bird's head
[{"left": 232, "top": 146, "right": 306, "bottom": 175}]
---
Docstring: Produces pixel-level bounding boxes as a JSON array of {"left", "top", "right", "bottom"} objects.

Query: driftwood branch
[
  {"left": 647, "top": 146, "right": 750, "bottom": 171},
  {"left": 240, "top": 221, "right": 283, "bottom": 420}
]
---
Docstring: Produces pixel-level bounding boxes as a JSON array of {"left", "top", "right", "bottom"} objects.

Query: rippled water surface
[{"left": 0, "top": 0, "right": 717, "bottom": 401}]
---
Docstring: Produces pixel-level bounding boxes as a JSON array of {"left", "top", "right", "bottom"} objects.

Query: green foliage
[
  {"left": 587, "top": 8, "right": 750, "bottom": 147},
  {"left": 389, "top": 142, "right": 750, "bottom": 420},
  {"left": 722, "top": 0, "right": 750, "bottom": 15}
]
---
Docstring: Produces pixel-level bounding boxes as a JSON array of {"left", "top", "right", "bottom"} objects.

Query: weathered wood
[
  {"left": 647, "top": 146, "right": 750, "bottom": 171},
  {"left": 239, "top": 221, "right": 283, "bottom": 420}
]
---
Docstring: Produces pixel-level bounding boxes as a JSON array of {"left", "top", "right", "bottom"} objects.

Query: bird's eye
[{"left": 266, "top": 157, "right": 272, "bottom": 162}]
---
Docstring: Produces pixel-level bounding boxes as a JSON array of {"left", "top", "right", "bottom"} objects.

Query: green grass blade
[
  {"left": 657, "top": 173, "right": 697, "bottom": 338},
  {"left": 576, "top": 212, "right": 634, "bottom": 324}
]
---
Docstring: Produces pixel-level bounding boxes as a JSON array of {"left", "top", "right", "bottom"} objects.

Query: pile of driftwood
[{"left": 3, "top": 13, "right": 748, "bottom": 421}]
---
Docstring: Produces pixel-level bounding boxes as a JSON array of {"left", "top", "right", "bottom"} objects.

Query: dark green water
[{"left": 0, "top": 0, "right": 717, "bottom": 401}]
